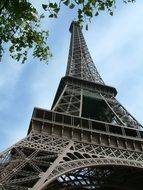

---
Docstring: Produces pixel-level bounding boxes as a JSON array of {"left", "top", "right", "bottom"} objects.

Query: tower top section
[
  {"left": 66, "top": 21, "right": 104, "bottom": 84},
  {"left": 69, "top": 21, "right": 81, "bottom": 33}
]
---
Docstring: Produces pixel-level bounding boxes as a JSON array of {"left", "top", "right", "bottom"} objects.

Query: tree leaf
[
  {"left": 78, "top": 0, "right": 84, "bottom": 4},
  {"left": 69, "top": 3, "right": 75, "bottom": 9},
  {"left": 110, "top": 11, "right": 113, "bottom": 16},
  {"left": 42, "top": 4, "right": 48, "bottom": 10},
  {"left": 49, "top": 14, "right": 54, "bottom": 18},
  {"left": 63, "top": 0, "right": 70, "bottom": 6},
  {"left": 54, "top": 8, "right": 60, "bottom": 13},
  {"left": 95, "top": 12, "right": 99, "bottom": 16}
]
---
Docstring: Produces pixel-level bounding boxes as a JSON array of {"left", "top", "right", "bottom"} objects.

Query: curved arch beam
[{"left": 36, "top": 157, "right": 143, "bottom": 190}]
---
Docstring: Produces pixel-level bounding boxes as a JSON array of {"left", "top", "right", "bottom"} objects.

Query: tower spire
[{"left": 66, "top": 21, "right": 104, "bottom": 84}]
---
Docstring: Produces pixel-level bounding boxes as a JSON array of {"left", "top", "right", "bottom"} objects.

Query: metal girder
[
  {"left": 108, "top": 98, "right": 143, "bottom": 129},
  {"left": 52, "top": 84, "right": 81, "bottom": 116},
  {"left": 1, "top": 21, "right": 143, "bottom": 190},
  {"left": 31, "top": 135, "right": 143, "bottom": 190},
  {"left": 66, "top": 22, "right": 104, "bottom": 84},
  {"left": 0, "top": 132, "right": 69, "bottom": 189},
  {"left": 1, "top": 131, "right": 143, "bottom": 189}
]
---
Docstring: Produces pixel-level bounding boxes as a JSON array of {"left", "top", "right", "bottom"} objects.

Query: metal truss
[
  {"left": 65, "top": 21, "right": 143, "bottom": 130},
  {"left": 52, "top": 77, "right": 143, "bottom": 131},
  {"left": 107, "top": 97, "right": 143, "bottom": 129},
  {"left": 52, "top": 84, "right": 81, "bottom": 116},
  {"left": 0, "top": 132, "right": 69, "bottom": 189},
  {"left": 1, "top": 130, "right": 143, "bottom": 189},
  {"left": 66, "top": 21, "right": 104, "bottom": 84},
  {"left": 32, "top": 136, "right": 143, "bottom": 190},
  {"left": 48, "top": 167, "right": 143, "bottom": 190},
  {"left": 1, "top": 21, "right": 143, "bottom": 190}
]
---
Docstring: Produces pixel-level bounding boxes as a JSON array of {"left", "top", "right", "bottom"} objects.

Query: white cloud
[{"left": 0, "top": 60, "right": 24, "bottom": 112}]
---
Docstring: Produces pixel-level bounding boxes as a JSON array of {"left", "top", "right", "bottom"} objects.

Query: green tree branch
[{"left": 0, "top": 0, "right": 135, "bottom": 63}]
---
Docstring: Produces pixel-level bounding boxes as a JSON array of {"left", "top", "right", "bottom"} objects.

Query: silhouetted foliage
[{"left": 0, "top": 0, "right": 135, "bottom": 63}]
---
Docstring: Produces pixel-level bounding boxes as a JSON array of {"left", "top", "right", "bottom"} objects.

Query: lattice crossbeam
[{"left": 66, "top": 22, "right": 104, "bottom": 84}]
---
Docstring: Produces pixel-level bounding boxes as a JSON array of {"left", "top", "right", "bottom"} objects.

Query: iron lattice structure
[{"left": 1, "top": 21, "right": 143, "bottom": 190}]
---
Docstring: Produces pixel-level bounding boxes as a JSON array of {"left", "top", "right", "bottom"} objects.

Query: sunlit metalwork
[{"left": 0, "top": 21, "right": 143, "bottom": 190}]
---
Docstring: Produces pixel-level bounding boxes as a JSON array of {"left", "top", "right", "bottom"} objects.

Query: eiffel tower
[{"left": 1, "top": 21, "right": 143, "bottom": 190}]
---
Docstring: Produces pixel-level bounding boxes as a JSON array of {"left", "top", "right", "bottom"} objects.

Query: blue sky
[{"left": 1, "top": 1, "right": 143, "bottom": 152}]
